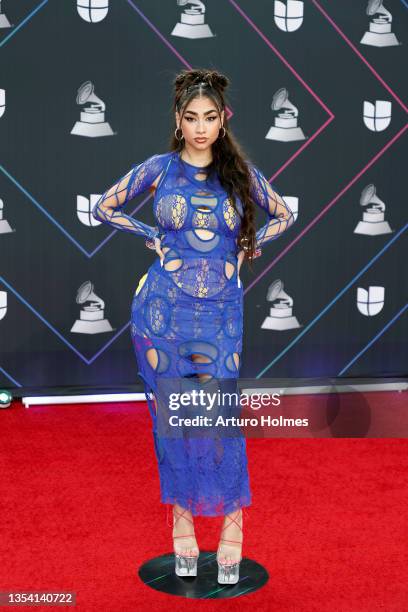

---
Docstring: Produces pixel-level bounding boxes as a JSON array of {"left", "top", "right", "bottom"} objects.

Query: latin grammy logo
[
  {"left": 360, "top": 0, "right": 401, "bottom": 47},
  {"left": 0, "top": 1, "right": 12, "bottom": 29},
  {"left": 265, "top": 88, "right": 307, "bottom": 142},
  {"left": 261, "top": 279, "right": 301, "bottom": 331},
  {"left": 171, "top": 0, "right": 215, "bottom": 39},
  {"left": 71, "top": 281, "right": 114, "bottom": 334},
  {"left": 71, "top": 81, "right": 115, "bottom": 138},
  {"left": 0, "top": 198, "right": 15, "bottom": 234},
  {"left": 354, "top": 184, "right": 393, "bottom": 236}
]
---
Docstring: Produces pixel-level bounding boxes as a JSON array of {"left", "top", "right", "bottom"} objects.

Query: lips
[{"left": 195, "top": 138, "right": 207, "bottom": 142}]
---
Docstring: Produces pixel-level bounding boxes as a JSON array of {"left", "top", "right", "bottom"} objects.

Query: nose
[{"left": 196, "top": 119, "right": 206, "bottom": 134}]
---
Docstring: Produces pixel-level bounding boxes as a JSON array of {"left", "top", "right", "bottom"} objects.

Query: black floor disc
[{"left": 138, "top": 550, "right": 269, "bottom": 599}]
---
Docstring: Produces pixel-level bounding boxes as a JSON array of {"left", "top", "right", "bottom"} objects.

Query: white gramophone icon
[
  {"left": 354, "top": 184, "right": 392, "bottom": 236},
  {"left": 0, "top": 1, "right": 12, "bottom": 28},
  {"left": 261, "top": 279, "right": 301, "bottom": 331},
  {"left": 360, "top": 0, "right": 401, "bottom": 47},
  {"left": 265, "top": 88, "right": 307, "bottom": 142},
  {"left": 70, "top": 281, "right": 114, "bottom": 334},
  {"left": 0, "top": 198, "right": 14, "bottom": 234},
  {"left": 71, "top": 81, "right": 115, "bottom": 138},
  {"left": 171, "top": 0, "right": 215, "bottom": 39}
]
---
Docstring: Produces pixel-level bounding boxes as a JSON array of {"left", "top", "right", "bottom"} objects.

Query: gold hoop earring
[
  {"left": 219, "top": 126, "right": 226, "bottom": 138},
  {"left": 175, "top": 127, "right": 184, "bottom": 142}
]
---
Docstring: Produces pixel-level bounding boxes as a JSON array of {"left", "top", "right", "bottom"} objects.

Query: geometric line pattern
[
  {"left": 337, "top": 302, "right": 408, "bottom": 376},
  {"left": 245, "top": 124, "right": 408, "bottom": 293},
  {"left": 0, "top": 275, "right": 131, "bottom": 365},
  {"left": 255, "top": 222, "right": 408, "bottom": 378}
]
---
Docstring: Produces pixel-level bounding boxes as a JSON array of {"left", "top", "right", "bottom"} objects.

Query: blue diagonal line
[
  {"left": 0, "top": 164, "right": 152, "bottom": 258},
  {"left": 0, "top": 0, "right": 49, "bottom": 48},
  {"left": 88, "top": 322, "right": 131, "bottom": 364},
  {"left": 0, "top": 366, "right": 22, "bottom": 387},
  {"left": 256, "top": 222, "right": 408, "bottom": 378},
  {"left": 0, "top": 275, "right": 132, "bottom": 364},
  {"left": 338, "top": 303, "right": 408, "bottom": 376},
  {"left": 0, "top": 164, "right": 90, "bottom": 256}
]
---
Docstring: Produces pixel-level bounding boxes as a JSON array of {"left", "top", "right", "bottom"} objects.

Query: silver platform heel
[
  {"left": 172, "top": 506, "right": 199, "bottom": 578},
  {"left": 175, "top": 552, "right": 198, "bottom": 577},
  {"left": 217, "top": 509, "right": 243, "bottom": 585},
  {"left": 217, "top": 559, "right": 241, "bottom": 584}
]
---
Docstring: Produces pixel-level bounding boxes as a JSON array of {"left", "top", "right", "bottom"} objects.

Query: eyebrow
[{"left": 184, "top": 110, "right": 218, "bottom": 116}]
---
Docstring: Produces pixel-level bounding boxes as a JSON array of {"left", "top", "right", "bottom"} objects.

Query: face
[{"left": 176, "top": 95, "right": 224, "bottom": 152}]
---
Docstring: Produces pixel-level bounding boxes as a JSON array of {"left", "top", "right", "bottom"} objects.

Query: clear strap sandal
[
  {"left": 217, "top": 509, "right": 243, "bottom": 585},
  {"left": 170, "top": 506, "right": 199, "bottom": 577}
]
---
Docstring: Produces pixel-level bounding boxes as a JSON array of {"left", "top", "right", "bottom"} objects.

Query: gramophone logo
[
  {"left": 77, "top": 194, "right": 102, "bottom": 227},
  {"left": 71, "top": 81, "right": 115, "bottom": 138},
  {"left": 0, "top": 88, "right": 5, "bottom": 118},
  {"left": 0, "top": 1, "right": 12, "bottom": 28},
  {"left": 360, "top": 0, "right": 401, "bottom": 47},
  {"left": 266, "top": 88, "right": 307, "bottom": 142},
  {"left": 357, "top": 286, "right": 385, "bottom": 316},
  {"left": 71, "top": 281, "right": 114, "bottom": 334},
  {"left": 0, "top": 291, "right": 7, "bottom": 321},
  {"left": 77, "top": 0, "right": 109, "bottom": 23},
  {"left": 0, "top": 198, "right": 14, "bottom": 234},
  {"left": 171, "top": 0, "right": 215, "bottom": 39},
  {"left": 354, "top": 184, "right": 392, "bottom": 236},
  {"left": 274, "top": 0, "right": 304, "bottom": 33},
  {"left": 363, "top": 99, "right": 392, "bottom": 131},
  {"left": 261, "top": 279, "right": 301, "bottom": 331}
]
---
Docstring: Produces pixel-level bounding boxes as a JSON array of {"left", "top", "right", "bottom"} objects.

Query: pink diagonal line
[
  {"left": 126, "top": 0, "right": 234, "bottom": 119},
  {"left": 268, "top": 116, "right": 334, "bottom": 181},
  {"left": 312, "top": 0, "right": 408, "bottom": 114},
  {"left": 244, "top": 122, "right": 408, "bottom": 293},
  {"left": 229, "top": 0, "right": 334, "bottom": 118}
]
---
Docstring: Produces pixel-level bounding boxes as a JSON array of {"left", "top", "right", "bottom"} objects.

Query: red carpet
[{"left": 0, "top": 393, "right": 407, "bottom": 611}]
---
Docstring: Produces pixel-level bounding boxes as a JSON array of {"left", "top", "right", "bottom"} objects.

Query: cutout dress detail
[{"left": 92, "top": 150, "right": 295, "bottom": 516}]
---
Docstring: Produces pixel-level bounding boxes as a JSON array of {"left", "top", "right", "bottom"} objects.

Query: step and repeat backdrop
[{"left": 0, "top": 1, "right": 407, "bottom": 392}]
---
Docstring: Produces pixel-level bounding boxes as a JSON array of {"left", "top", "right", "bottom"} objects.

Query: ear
[
  {"left": 175, "top": 111, "right": 180, "bottom": 128},
  {"left": 220, "top": 109, "right": 225, "bottom": 125}
]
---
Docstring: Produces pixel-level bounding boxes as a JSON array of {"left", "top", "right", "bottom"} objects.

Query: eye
[{"left": 207, "top": 116, "right": 217, "bottom": 121}]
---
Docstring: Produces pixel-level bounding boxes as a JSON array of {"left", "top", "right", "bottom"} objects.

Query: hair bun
[{"left": 174, "top": 69, "right": 229, "bottom": 94}]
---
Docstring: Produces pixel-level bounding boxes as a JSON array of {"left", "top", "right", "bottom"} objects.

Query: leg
[
  {"left": 217, "top": 508, "right": 243, "bottom": 565},
  {"left": 172, "top": 502, "right": 199, "bottom": 558}
]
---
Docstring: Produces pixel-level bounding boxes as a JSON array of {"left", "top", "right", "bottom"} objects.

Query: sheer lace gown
[{"left": 92, "top": 150, "right": 295, "bottom": 516}]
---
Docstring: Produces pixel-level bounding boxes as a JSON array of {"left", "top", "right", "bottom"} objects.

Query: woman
[{"left": 92, "top": 68, "right": 295, "bottom": 584}]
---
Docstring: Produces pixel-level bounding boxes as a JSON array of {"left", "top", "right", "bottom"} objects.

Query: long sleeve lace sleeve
[
  {"left": 91, "top": 154, "right": 167, "bottom": 239},
  {"left": 248, "top": 164, "right": 295, "bottom": 250}
]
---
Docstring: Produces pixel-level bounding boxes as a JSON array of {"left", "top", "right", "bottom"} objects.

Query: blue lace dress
[{"left": 92, "top": 150, "right": 294, "bottom": 516}]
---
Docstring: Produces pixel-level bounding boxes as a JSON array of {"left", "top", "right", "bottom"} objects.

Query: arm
[
  {"left": 248, "top": 164, "right": 295, "bottom": 250},
  {"left": 92, "top": 154, "right": 166, "bottom": 239}
]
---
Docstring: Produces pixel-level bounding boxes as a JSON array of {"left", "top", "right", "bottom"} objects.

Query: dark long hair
[{"left": 168, "top": 68, "right": 258, "bottom": 266}]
